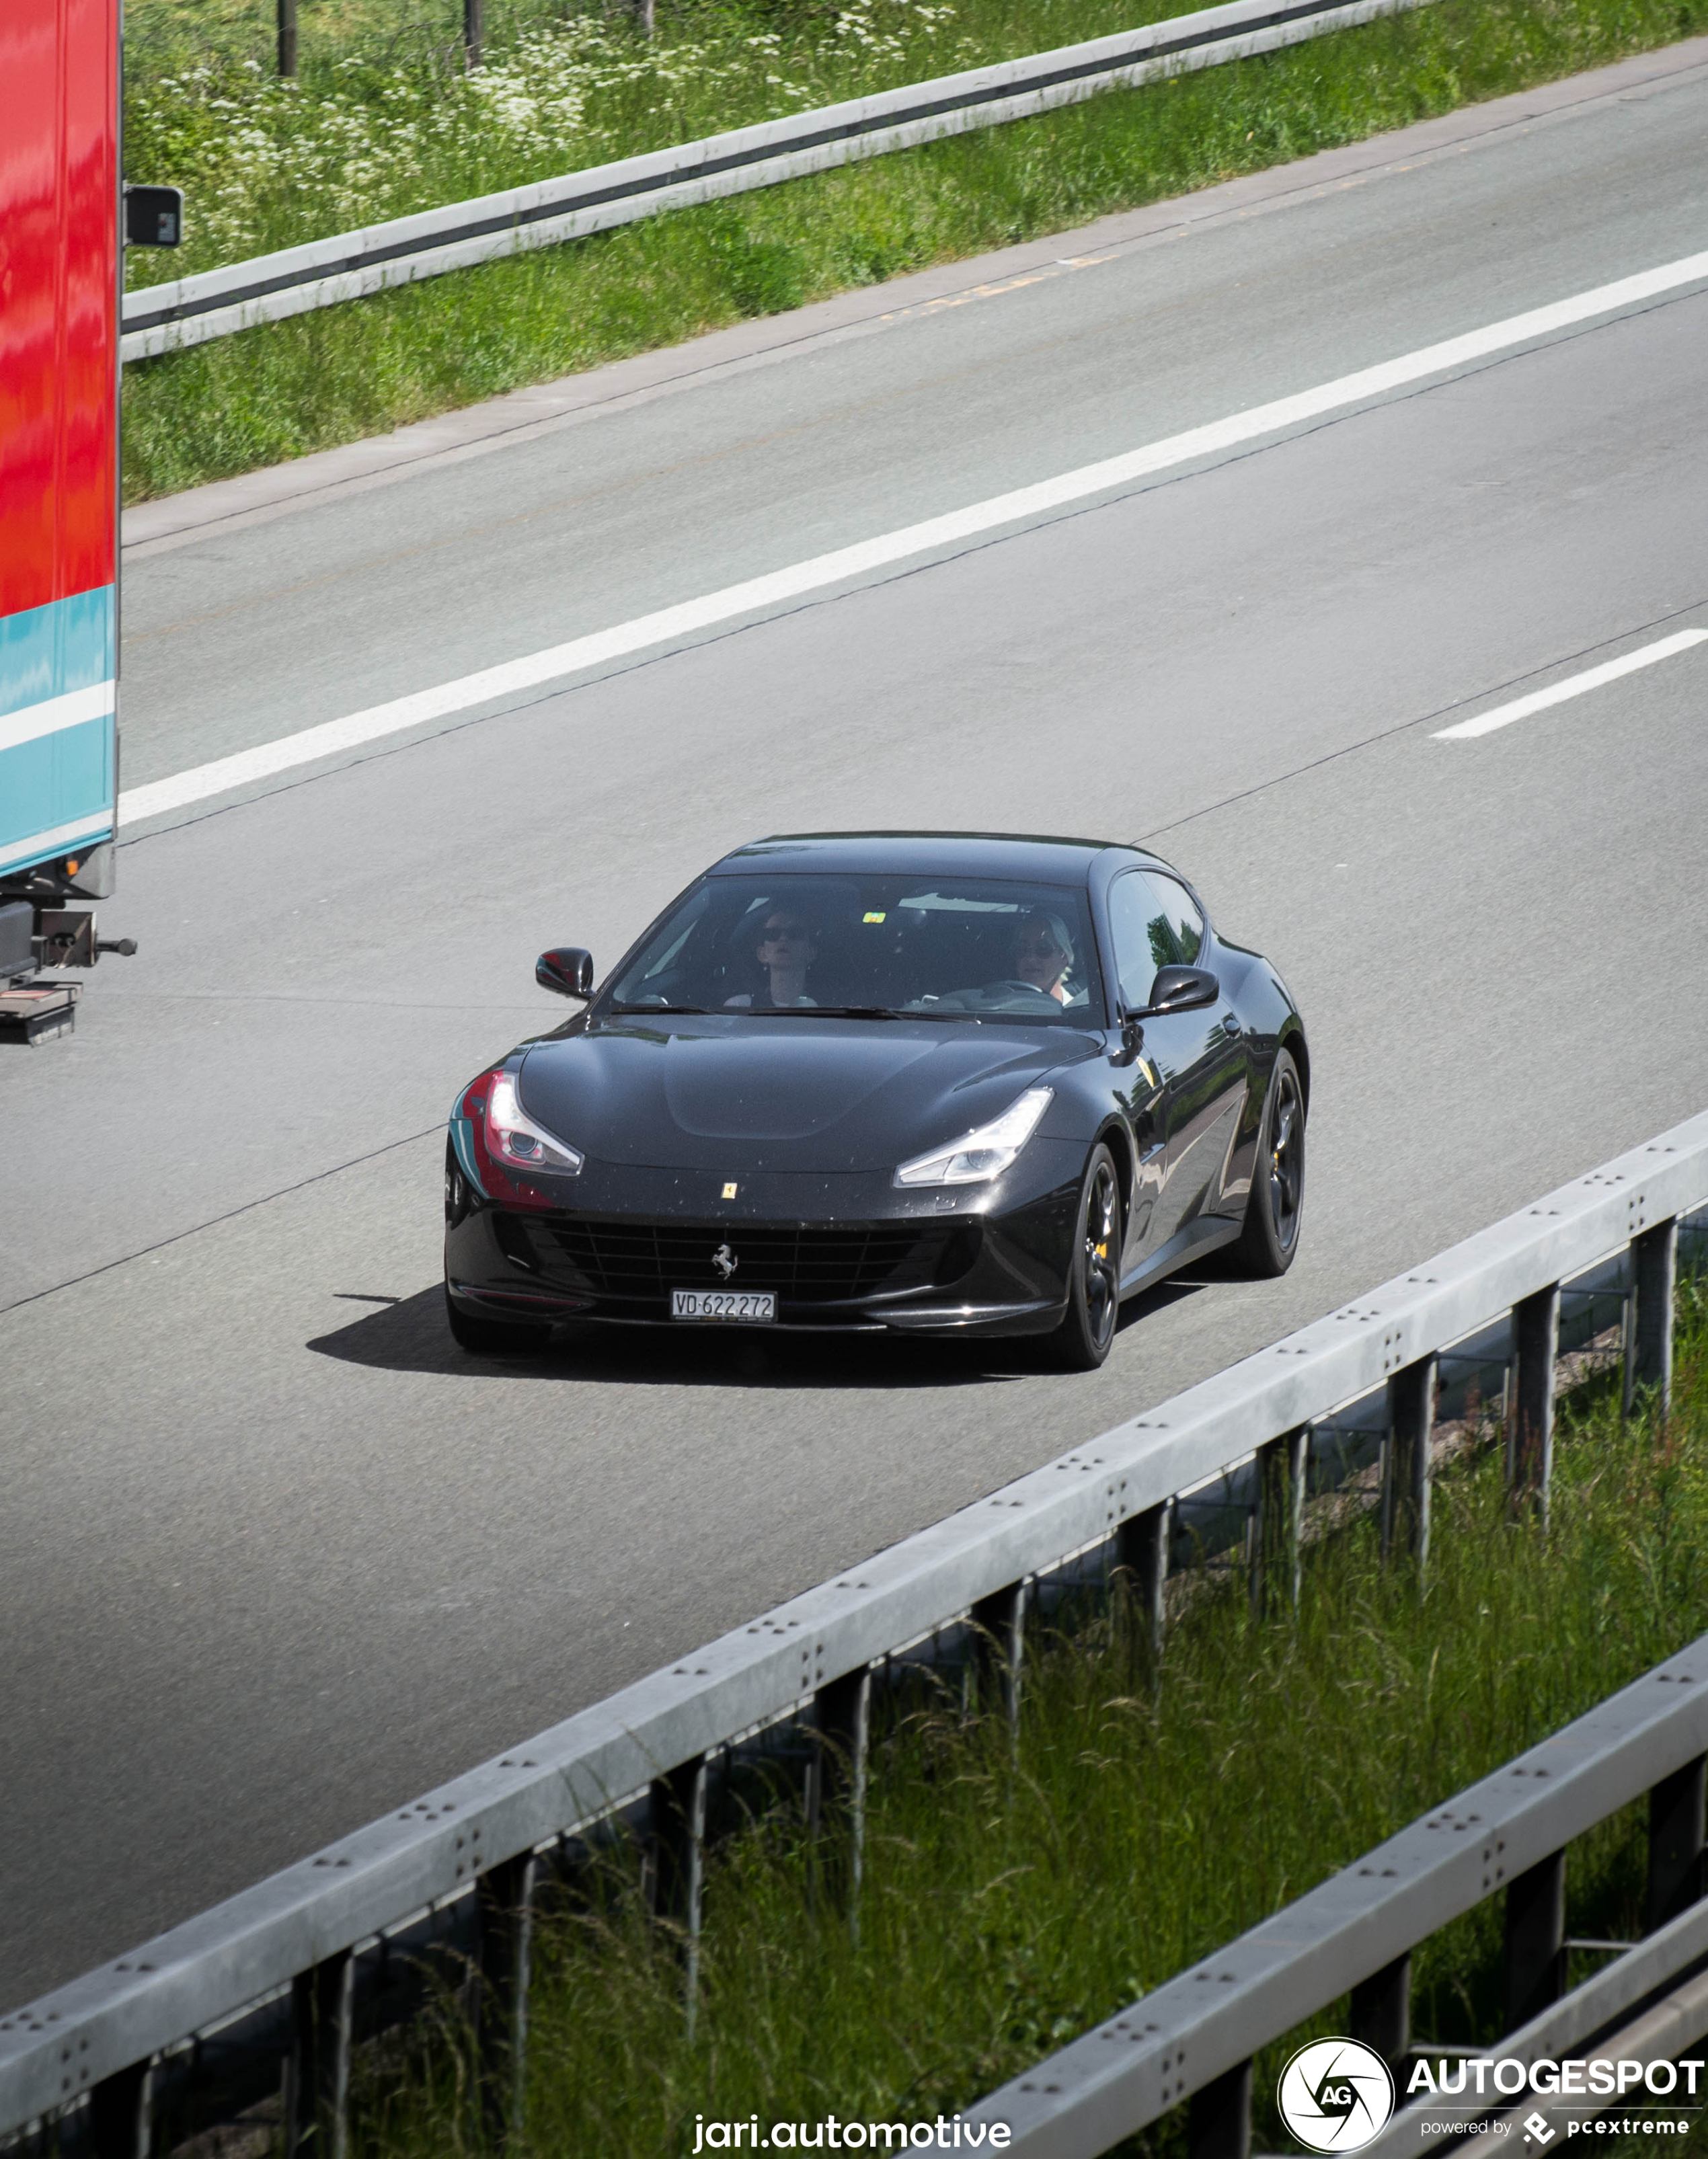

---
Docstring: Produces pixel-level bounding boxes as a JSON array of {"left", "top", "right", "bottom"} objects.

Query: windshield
[{"left": 609, "top": 875, "right": 1104, "bottom": 1023}]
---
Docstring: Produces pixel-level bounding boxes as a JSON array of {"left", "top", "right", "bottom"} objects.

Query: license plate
[{"left": 671, "top": 1289, "right": 777, "bottom": 1323}]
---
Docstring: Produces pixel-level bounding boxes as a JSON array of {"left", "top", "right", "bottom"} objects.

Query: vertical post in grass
[
  {"left": 1627, "top": 1218, "right": 1678, "bottom": 1417},
  {"left": 276, "top": 0, "right": 297, "bottom": 76},
  {"left": 463, "top": 0, "right": 483, "bottom": 67},
  {"left": 811, "top": 1665, "right": 871, "bottom": 1935},
  {"left": 476, "top": 1850, "right": 539, "bottom": 2142},
  {"left": 1251, "top": 1427, "right": 1306, "bottom": 1620},
  {"left": 1508, "top": 1285, "right": 1559, "bottom": 1525},
  {"left": 1116, "top": 1499, "right": 1171, "bottom": 1680},
  {"left": 89, "top": 2060, "right": 155, "bottom": 2159},
  {"left": 284, "top": 1949, "right": 354, "bottom": 2159},
  {"left": 969, "top": 1579, "right": 1028, "bottom": 1727},
  {"left": 1503, "top": 1850, "right": 1566, "bottom": 2031},
  {"left": 1188, "top": 2057, "right": 1253, "bottom": 2159},
  {"left": 1645, "top": 1754, "right": 1707, "bottom": 1933},
  {"left": 1351, "top": 1953, "right": 1411, "bottom": 2076},
  {"left": 647, "top": 1756, "right": 707, "bottom": 2029},
  {"left": 1385, "top": 1356, "right": 1436, "bottom": 1565}
]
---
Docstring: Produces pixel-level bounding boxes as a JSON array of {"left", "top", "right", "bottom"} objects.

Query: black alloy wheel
[
  {"left": 443, "top": 1283, "right": 551, "bottom": 1356},
  {"left": 1050, "top": 1142, "right": 1122, "bottom": 1370},
  {"left": 1235, "top": 1046, "right": 1305, "bottom": 1278}
]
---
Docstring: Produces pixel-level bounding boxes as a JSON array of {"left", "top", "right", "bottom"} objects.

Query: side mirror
[
  {"left": 537, "top": 946, "right": 594, "bottom": 1000},
  {"left": 125, "top": 184, "right": 184, "bottom": 247},
  {"left": 1133, "top": 965, "right": 1219, "bottom": 1019}
]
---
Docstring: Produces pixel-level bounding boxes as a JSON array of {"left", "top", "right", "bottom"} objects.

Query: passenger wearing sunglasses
[{"left": 724, "top": 911, "right": 820, "bottom": 1008}]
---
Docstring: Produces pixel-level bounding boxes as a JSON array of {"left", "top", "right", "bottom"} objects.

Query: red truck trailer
[{"left": 0, "top": 0, "right": 176, "bottom": 1040}]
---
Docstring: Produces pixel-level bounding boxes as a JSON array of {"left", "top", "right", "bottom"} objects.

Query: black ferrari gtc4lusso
[{"left": 444, "top": 830, "right": 1307, "bottom": 1369}]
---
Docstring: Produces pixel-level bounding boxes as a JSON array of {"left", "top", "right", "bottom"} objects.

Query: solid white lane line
[
  {"left": 1433, "top": 629, "right": 1708, "bottom": 740},
  {"left": 119, "top": 246, "right": 1708, "bottom": 828}
]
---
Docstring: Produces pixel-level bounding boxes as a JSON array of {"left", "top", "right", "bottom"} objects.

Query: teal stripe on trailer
[
  {"left": 0, "top": 717, "right": 116, "bottom": 862},
  {"left": 0, "top": 586, "right": 118, "bottom": 875},
  {"left": 1, "top": 586, "right": 115, "bottom": 717}
]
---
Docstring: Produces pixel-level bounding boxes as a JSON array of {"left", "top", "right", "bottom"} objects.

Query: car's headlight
[
  {"left": 894, "top": 1086, "right": 1054, "bottom": 1188},
  {"left": 486, "top": 1071, "right": 584, "bottom": 1175}
]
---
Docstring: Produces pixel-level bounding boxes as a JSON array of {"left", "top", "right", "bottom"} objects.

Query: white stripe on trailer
[
  {"left": 0, "top": 678, "right": 117, "bottom": 755},
  {"left": 0, "top": 813, "right": 114, "bottom": 871}
]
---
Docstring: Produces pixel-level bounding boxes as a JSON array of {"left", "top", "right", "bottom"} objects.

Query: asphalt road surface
[{"left": 5, "top": 39, "right": 1708, "bottom": 2010}]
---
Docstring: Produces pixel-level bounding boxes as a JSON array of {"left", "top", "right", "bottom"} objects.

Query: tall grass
[
  {"left": 124, "top": 0, "right": 982, "bottom": 281},
  {"left": 344, "top": 1282, "right": 1708, "bottom": 2158}
]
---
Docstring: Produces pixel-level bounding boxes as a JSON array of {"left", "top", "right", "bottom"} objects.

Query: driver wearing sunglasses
[
  {"left": 1004, "top": 911, "right": 1074, "bottom": 1005},
  {"left": 724, "top": 911, "right": 820, "bottom": 1008}
]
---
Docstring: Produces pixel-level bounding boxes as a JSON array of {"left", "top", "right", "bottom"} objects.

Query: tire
[
  {"left": 444, "top": 1284, "right": 551, "bottom": 1356},
  {"left": 1234, "top": 1047, "right": 1305, "bottom": 1278},
  {"left": 1048, "top": 1143, "right": 1123, "bottom": 1370}
]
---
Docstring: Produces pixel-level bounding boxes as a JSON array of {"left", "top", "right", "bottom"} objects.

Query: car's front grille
[{"left": 537, "top": 1218, "right": 945, "bottom": 1303}]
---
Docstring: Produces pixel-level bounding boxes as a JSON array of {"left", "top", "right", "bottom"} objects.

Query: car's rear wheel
[
  {"left": 1234, "top": 1047, "right": 1305, "bottom": 1277},
  {"left": 1049, "top": 1143, "right": 1122, "bottom": 1370},
  {"left": 444, "top": 1284, "right": 551, "bottom": 1356}
]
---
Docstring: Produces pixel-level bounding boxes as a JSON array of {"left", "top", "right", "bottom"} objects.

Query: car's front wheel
[
  {"left": 1049, "top": 1142, "right": 1122, "bottom": 1370},
  {"left": 1234, "top": 1046, "right": 1305, "bottom": 1277},
  {"left": 444, "top": 1284, "right": 551, "bottom": 1356}
]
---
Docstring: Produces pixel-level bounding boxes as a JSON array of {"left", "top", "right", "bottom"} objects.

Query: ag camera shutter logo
[{"left": 1278, "top": 2037, "right": 1395, "bottom": 2152}]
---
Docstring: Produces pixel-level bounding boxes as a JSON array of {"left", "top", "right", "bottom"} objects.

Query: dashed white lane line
[
  {"left": 1433, "top": 629, "right": 1708, "bottom": 740},
  {"left": 118, "top": 246, "right": 1708, "bottom": 829}
]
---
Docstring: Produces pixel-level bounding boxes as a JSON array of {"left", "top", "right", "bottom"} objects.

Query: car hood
[{"left": 516, "top": 1016, "right": 1094, "bottom": 1173}]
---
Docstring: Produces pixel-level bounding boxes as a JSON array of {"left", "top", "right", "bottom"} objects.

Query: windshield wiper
[
  {"left": 611, "top": 1003, "right": 973, "bottom": 1021},
  {"left": 753, "top": 1005, "right": 985, "bottom": 1022},
  {"left": 741, "top": 1005, "right": 947, "bottom": 1021}
]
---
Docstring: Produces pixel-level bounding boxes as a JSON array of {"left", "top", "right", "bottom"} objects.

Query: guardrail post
[
  {"left": 1116, "top": 1499, "right": 1171, "bottom": 1678},
  {"left": 1508, "top": 1286, "right": 1560, "bottom": 1524},
  {"left": 1351, "top": 1953, "right": 1411, "bottom": 2074},
  {"left": 1188, "top": 2057, "right": 1253, "bottom": 2159},
  {"left": 1646, "top": 1753, "right": 1706, "bottom": 1932},
  {"left": 810, "top": 1665, "right": 871, "bottom": 1928},
  {"left": 969, "top": 1579, "right": 1028, "bottom": 1725},
  {"left": 463, "top": 0, "right": 483, "bottom": 66},
  {"left": 1503, "top": 1850, "right": 1565, "bottom": 2031},
  {"left": 89, "top": 2060, "right": 155, "bottom": 2159},
  {"left": 477, "top": 1850, "right": 538, "bottom": 2141},
  {"left": 276, "top": 0, "right": 297, "bottom": 75},
  {"left": 1385, "top": 1357, "right": 1436, "bottom": 1565},
  {"left": 1627, "top": 1219, "right": 1679, "bottom": 1417},
  {"left": 1251, "top": 1427, "right": 1306, "bottom": 1620},
  {"left": 647, "top": 1756, "right": 707, "bottom": 2023},
  {"left": 284, "top": 1949, "right": 354, "bottom": 2159}
]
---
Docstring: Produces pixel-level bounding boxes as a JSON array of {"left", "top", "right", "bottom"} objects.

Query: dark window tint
[
  {"left": 1109, "top": 871, "right": 1205, "bottom": 1008},
  {"left": 608, "top": 874, "right": 1102, "bottom": 1023}
]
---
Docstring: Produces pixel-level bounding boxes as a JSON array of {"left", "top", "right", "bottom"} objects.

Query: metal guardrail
[
  {"left": 3, "top": 1106, "right": 1703, "bottom": 2154},
  {"left": 120, "top": 0, "right": 1438, "bottom": 361},
  {"left": 965, "top": 1630, "right": 1708, "bottom": 2156}
]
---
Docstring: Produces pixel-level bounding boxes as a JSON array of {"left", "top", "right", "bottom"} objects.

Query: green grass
[
  {"left": 121, "top": 0, "right": 1708, "bottom": 503},
  {"left": 338, "top": 1280, "right": 1708, "bottom": 2159}
]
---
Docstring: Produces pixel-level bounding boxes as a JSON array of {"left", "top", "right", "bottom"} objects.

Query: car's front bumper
[{"left": 443, "top": 1140, "right": 1085, "bottom": 1337}]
